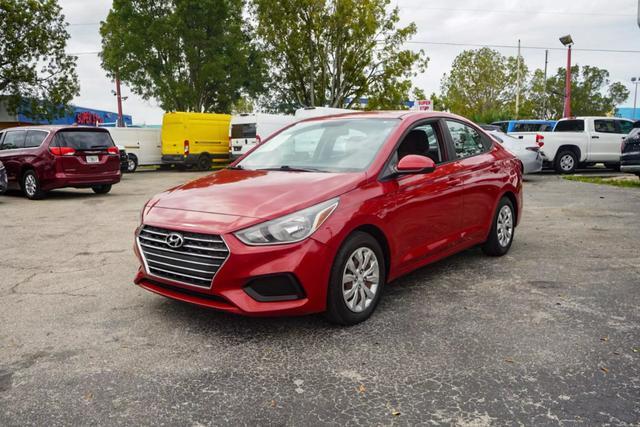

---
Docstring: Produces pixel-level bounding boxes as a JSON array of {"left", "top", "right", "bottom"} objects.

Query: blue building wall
[
  {"left": 17, "top": 105, "right": 132, "bottom": 126},
  {"left": 614, "top": 107, "right": 639, "bottom": 121}
]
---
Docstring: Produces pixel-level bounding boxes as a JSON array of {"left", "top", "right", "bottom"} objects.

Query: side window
[
  {"left": 0, "top": 132, "right": 4, "bottom": 149},
  {"left": 594, "top": 120, "right": 617, "bottom": 134},
  {"left": 555, "top": 120, "right": 584, "bottom": 132},
  {"left": 396, "top": 122, "right": 445, "bottom": 164},
  {"left": 1, "top": 131, "right": 26, "bottom": 150},
  {"left": 446, "top": 120, "right": 488, "bottom": 159},
  {"left": 25, "top": 130, "right": 48, "bottom": 148},
  {"left": 616, "top": 120, "right": 634, "bottom": 134}
]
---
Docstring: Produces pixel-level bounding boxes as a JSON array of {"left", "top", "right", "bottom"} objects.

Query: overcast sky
[{"left": 60, "top": 0, "right": 640, "bottom": 124}]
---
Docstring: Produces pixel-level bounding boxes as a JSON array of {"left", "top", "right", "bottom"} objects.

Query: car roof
[
  {"left": 294, "top": 110, "right": 465, "bottom": 123},
  {"left": 0, "top": 125, "right": 110, "bottom": 133}
]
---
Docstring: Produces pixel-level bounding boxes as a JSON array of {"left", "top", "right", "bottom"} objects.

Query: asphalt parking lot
[{"left": 1, "top": 170, "right": 639, "bottom": 425}]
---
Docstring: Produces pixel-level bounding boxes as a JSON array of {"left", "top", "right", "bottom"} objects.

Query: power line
[
  {"left": 411, "top": 6, "right": 635, "bottom": 17},
  {"left": 403, "top": 41, "right": 640, "bottom": 54}
]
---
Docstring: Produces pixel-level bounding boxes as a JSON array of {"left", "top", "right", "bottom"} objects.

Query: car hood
[{"left": 152, "top": 169, "right": 365, "bottom": 221}]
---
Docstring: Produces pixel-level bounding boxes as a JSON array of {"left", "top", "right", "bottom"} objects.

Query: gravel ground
[{"left": 0, "top": 170, "right": 639, "bottom": 426}]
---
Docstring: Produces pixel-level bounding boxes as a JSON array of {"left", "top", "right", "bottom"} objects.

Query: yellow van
[{"left": 161, "top": 112, "right": 231, "bottom": 170}]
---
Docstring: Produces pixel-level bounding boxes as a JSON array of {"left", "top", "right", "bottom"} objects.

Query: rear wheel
[
  {"left": 325, "top": 232, "right": 386, "bottom": 326},
  {"left": 92, "top": 184, "right": 112, "bottom": 194},
  {"left": 22, "top": 170, "right": 45, "bottom": 200},
  {"left": 554, "top": 150, "right": 577, "bottom": 174},
  {"left": 196, "top": 154, "right": 211, "bottom": 171},
  {"left": 126, "top": 154, "right": 138, "bottom": 173},
  {"left": 481, "top": 197, "right": 515, "bottom": 257}
]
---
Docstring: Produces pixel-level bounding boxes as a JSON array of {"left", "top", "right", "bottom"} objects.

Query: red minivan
[
  {"left": 0, "top": 126, "right": 121, "bottom": 199},
  {"left": 134, "top": 112, "right": 523, "bottom": 325}
]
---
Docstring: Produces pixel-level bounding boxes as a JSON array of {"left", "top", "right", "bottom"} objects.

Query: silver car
[{"left": 487, "top": 130, "right": 543, "bottom": 174}]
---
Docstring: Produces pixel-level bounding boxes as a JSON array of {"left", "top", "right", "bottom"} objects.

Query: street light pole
[
  {"left": 632, "top": 77, "right": 639, "bottom": 120},
  {"left": 559, "top": 35, "right": 574, "bottom": 118}
]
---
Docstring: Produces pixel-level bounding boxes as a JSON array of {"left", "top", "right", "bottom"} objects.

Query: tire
[
  {"left": 603, "top": 162, "right": 621, "bottom": 172},
  {"left": 196, "top": 154, "right": 211, "bottom": 171},
  {"left": 126, "top": 154, "right": 138, "bottom": 173},
  {"left": 92, "top": 184, "right": 112, "bottom": 194},
  {"left": 325, "top": 232, "right": 386, "bottom": 326},
  {"left": 22, "top": 170, "right": 45, "bottom": 200},
  {"left": 481, "top": 197, "right": 515, "bottom": 257},
  {"left": 554, "top": 150, "right": 577, "bottom": 174}
]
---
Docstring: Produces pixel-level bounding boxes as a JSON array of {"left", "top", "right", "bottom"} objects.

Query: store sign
[
  {"left": 75, "top": 111, "right": 103, "bottom": 125},
  {"left": 415, "top": 99, "right": 433, "bottom": 111}
]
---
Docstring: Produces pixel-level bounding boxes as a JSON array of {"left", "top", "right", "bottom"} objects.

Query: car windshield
[{"left": 237, "top": 118, "right": 399, "bottom": 172}]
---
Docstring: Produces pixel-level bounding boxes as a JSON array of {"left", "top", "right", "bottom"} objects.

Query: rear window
[
  {"left": 513, "top": 123, "right": 549, "bottom": 132},
  {"left": 231, "top": 123, "right": 257, "bottom": 139},
  {"left": 53, "top": 130, "right": 115, "bottom": 150},
  {"left": 554, "top": 120, "right": 584, "bottom": 132}
]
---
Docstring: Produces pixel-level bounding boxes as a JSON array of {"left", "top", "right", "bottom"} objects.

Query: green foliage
[
  {"left": 439, "top": 47, "right": 630, "bottom": 122},
  {"left": 100, "top": 0, "right": 266, "bottom": 114},
  {"left": 538, "top": 65, "right": 630, "bottom": 118},
  {"left": 564, "top": 175, "right": 640, "bottom": 188},
  {"left": 252, "top": 0, "right": 428, "bottom": 112},
  {"left": 0, "top": 0, "right": 79, "bottom": 121}
]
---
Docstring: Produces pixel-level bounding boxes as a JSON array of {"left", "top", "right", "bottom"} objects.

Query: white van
[
  {"left": 230, "top": 113, "right": 294, "bottom": 159},
  {"left": 107, "top": 127, "right": 162, "bottom": 172},
  {"left": 294, "top": 107, "right": 355, "bottom": 120}
]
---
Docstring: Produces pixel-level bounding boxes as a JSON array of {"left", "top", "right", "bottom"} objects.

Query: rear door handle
[{"left": 592, "top": 135, "right": 600, "bottom": 139}]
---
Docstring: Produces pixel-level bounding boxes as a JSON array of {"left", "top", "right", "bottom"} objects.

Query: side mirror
[{"left": 396, "top": 154, "right": 436, "bottom": 174}]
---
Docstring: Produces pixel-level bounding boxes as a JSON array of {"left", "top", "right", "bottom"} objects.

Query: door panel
[
  {"left": 0, "top": 130, "right": 27, "bottom": 185},
  {"left": 592, "top": 119, "right": 622, "bottom": 161},
  {"left": 386, "top": 161, "right": 465, "bottom": 266}
]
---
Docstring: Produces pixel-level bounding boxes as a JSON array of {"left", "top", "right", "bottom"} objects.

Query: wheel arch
[
  {"left": 500, "top": 191, "right": 519, "bottom": 225},
  {"left": 349, "top": 224, "right": 391, "bottom": 281},
  {"left": 555, "top": 145, "right": 581, "bottom": 161}
]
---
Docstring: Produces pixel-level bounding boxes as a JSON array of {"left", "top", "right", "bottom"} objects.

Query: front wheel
[
  {"left": 554, "top": 150, "right": 577, "bottom": 174},
  {"left": 22, "top": 170, "right": 45, "bottom": 200},
  {"left": 481, "top": 197, "right": 515, "bottom": 257},
  {"left": 92, "top": 184, "right": 112, "bottom": 194},
  {"left": 325, "top": 232, "right": 386, "bottom": 326}
]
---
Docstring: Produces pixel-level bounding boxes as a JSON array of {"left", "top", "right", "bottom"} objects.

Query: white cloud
[{"left": 59, "top": 0, "right": 640, "bottom": 123}]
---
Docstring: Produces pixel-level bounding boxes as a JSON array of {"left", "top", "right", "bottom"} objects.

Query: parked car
[
  {"left": 107, "top": 127, "right": 162, "bottom": 172},
  {"left": 621, "top": 121, "right": 640, "bottom": 178},
  {"left": 161, "top": 112, "right": 231, "bottom": 170},
  {"left": 230, "top": 113, "right": 294, "bottom": 159},
  {"left": 0, "top": 161, "right": 7, "bottom": 194},
  {"left": 510, "top": 117, "right": 635, "bottom": 173},
  {"left": 0, "top": 126, "right": 121, "bottom": 199},
  {"left": 491, "top": 120, "right": 557, "bottom": 133},
  {"left": 133, "top": 111, "right": 522, "bottom": 325},
  {"left": 117, "top": 145, "right": 130, "bottom": 172},
  {"left": 486, "top": 130, "right": 543, "bottom": 174}
]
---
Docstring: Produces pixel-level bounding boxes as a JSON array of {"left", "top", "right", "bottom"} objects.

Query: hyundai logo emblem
[{"left": 166, "top": 232, "right": 184, "bottom": 248}]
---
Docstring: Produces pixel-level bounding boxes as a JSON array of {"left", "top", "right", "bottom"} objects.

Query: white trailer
[
  {"left": 106, "top": 127, "right": 162, "bottom": 172},
  {"left": 230, "top": 113, "right": 294, "bottom": 159}
]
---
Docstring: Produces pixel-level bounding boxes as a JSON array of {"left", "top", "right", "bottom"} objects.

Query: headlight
[{"left": 235, "top": 198, "right": 339, "bottom": 245}]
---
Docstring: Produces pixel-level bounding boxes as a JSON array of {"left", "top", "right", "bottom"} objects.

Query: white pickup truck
[{"left": 509, "top": 117, "right": 635, "bottom": 173}]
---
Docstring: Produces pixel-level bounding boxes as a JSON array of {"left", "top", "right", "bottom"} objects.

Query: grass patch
[{"left": 563, "top": 175, "right": 640, "bottom": 188}]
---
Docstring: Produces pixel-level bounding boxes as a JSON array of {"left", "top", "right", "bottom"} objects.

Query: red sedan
[{"left": 134, "top": 112, "right": 522, "bottom": 325}]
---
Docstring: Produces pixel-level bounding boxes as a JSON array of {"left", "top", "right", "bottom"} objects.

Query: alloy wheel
[
  {"left": 128, "top": 158, "right": 136, "bottom": 172},
  {"left": 25, "top": 174, "right": 37, "bottom": 197},
  {"left": 342, "top": 247, "right": 380, "bottom": 313},
  {"left": 496, "top": 205, "right": 513, "bottom": 247},
  {"left": 560, "top": 154, "right": 574, "bottom": 172}
]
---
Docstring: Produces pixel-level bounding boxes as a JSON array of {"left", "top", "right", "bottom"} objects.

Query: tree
[
  {"left": 440, "top": 48, "right": 515, "bottom": 123},
  {"left": 100, "top": 0, "right": 266, "bottom": 113},
  {"left": 252, "top": 0, "right": 428, "bottom": 112},
  {"left": 536, "top": 65, "right": 630, "bottom": 118},
  {"left": 0, "top": 0, "right": 79, "bottom": 121}
]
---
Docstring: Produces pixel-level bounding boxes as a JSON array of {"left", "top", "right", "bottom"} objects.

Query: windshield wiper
[{"left": 257, "top": 165, "right": 326, "bottom": 172}]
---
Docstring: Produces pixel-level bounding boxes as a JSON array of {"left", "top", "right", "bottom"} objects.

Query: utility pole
[
  {"left": 115, "top": 73, "right": 124, "bottom": 127},
  {"left": 632, "top": 77, "right": 639, "bottom": 120},
  {"left": 559, "top": 35, "right": 574, "bottom": 118},
  {"left": 543, "top": 49, "right": 549, "bottom": 119},
  {"left": 515, "top": 39, "right": 521, "bottom": 119}
]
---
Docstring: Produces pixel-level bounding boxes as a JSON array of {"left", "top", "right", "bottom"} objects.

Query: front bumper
[
  {"left": 0, "top": 170, "right": 6, "bottom": 194},
  {"left": 162, "top": 153, "right": 230, "bottom": 165},
  {"left": 620, "top": 164, "right": 640, "bottom": 173},
  {"left": 134, "top": 227, "right": 334, "bottom": 316}
]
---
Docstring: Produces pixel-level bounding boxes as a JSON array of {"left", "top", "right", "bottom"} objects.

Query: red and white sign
[{"left": 415, "top": 99, "right": 433, "bottom": 111}]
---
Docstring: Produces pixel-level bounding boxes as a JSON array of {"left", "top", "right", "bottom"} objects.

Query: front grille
[{"left": 137, "top": 225, "right": 229, "bottom": 288}]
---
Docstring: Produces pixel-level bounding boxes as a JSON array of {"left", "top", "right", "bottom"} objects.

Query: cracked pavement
[{"left": 0, "top": 170, "right": 639, "bottom": 425}]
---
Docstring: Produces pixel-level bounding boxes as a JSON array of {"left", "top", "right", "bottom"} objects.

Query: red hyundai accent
[{"left": 134, "top": 112, "right": 522, "bottom": 325}]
